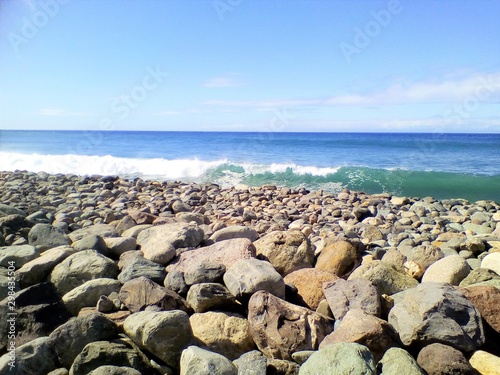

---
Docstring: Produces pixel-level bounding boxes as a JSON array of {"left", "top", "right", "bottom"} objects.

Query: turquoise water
[{"left": 1, "top": 131, "right": 499, "bottom": 202}]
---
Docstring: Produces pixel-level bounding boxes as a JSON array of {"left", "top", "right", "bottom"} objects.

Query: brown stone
[
  {"left": 128, "top": 210, "right": 158, "bottom": 225},
  {"left": 315, "top": 240, "right": 359, "bottom": 277},
  {"left": 284, "top": 268, "right": 338, "bottom": 310},
  {"left": 462, "top": 285, "right": 500, "bottom": 333},
  {"left": 417, "top": 343, "right": 477, "bottom": 375}
]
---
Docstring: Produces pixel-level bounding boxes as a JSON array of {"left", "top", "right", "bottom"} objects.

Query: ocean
[{"left": 1, "top": 130, "right": 499, "bottom": 203}]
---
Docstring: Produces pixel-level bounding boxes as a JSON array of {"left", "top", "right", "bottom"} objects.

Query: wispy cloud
[
  {"left": 202, "top": 73, "right": 243, "bottom": 88},
  {"left": 38, "top": 108, "right": 94, "bottom": 117}
]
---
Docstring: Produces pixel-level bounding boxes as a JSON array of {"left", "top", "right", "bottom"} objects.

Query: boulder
[
  {"left": 0, "top": 337, "right": 58, "bottom": 375},
  {"left": 460, "top": 267, "right": 500, "bottom": 287},
  {"left": 0, "top": 282, "right": 71, "bottom": 352},
  {"left": 481, "top": 252, "right": 500, "bottom": 275},
  {"left": 128, "top": 210, "right": 157, "bottom": 225},
  {"left": 190, "top": 311, "right": 255, "bottom": 360},
  {"left": 117, "top": 254, "right": 166, "bottom": 284},
  {"left": 416, "top": 343, "right": 477, "bottom": 375},
  {"left": 388, "top": 283, "right": 485, "bottom": 352},
  {"left": 180, "top": 346, "right": 237, "bottom": 375},
  {"left": 254, "top": 230, "right": 314, "bottom": 276},
  {"left": 267, "top": 359, "right": 300, "bottom": 374},
  {"left": 15, "top": 245, "right": 74, "bottom": 288},
  {"left": 69, "top": 224, "right": 119, "bottom": 242},
  {"left": 315, "top": 240, "right": 359, "bottom": 277},
  {"left": 283, "top": 268, "right": 338, "bottom": 310},
  {"left": 0, "top": 245, "right": 39, "bottom": 268},
  {"left": 104, "top": 237, "right": 137, "bottom": 258},
  {"left": 27, "top": 223, "right": 71, "bottom": 251},
  {"left": 168, "top": 238, "right": 256, "bottom": 273},
  {"left": 469, "top": 350, "right": 500, "bottom": 375},
  {"left": 62, "top": 278, "right": 121, "bottom": 315},
  {"left": 47, "top": 313, "right": 118, "bottom": 369},
  {"left": 123, "top": 310, "right": 193, "bottom": 369},
  {"left": 223, "top": 258, "right": 285, "bottom": 299},
  {"left": 137, "top": 222, "right": 204, "bottom": 265},
  {"left": 184, "top": 260, "right": 225, "bottom": 285},
  {"left": 210, "top": 225, "right": 259, "bottom": 243},
  {"left": 348, "top": 260, "right": 418, "bottom": 295},
  {"left": 72, "top": 235, "right": 108, "bottom": 255},
  {"left": 69, "top": 339, "right": 155, "bottom": 375},
  {"left": 377, "top": 347, "right": 425, "bottom": 375},
  {"left": 50, "top": 250, "right": 118, "bottom": 295},
  {"left": 88, "top": 366, "right": 141, "bottom": 375},
  {"left": 248, "top": 291, "right": 333, "bottom": 360},
  {"left": 298, "top": 342, "right": 377, "bottom": 375},
  {"left": 462, "top": 285, "right": 500, "bottom": 333},
  {"left": 319, "top": 309, "right": 399, "bottom": 362},
  {"left": 186, "top": 283, "right": 236, "bottom": 313},
  {"left": 0, "top": 203, "right": 26, "bottom": 216},
  {"left": 120, "top": 224, "right": 152, "bottom": 239},
  {"left": 421, "top": 255, "right": 470, "bottom": 285},
  {"left": 233, "top": 350, "right": 267, "bottom": 375},
  {"left": 119, "top": 276, "right": 190, "bottom": 313},
  {"left": 322, "top": 278, "right": 381, "bottom": 320},
  {"left": 403, "top": 245, "right": 443, "bottom": 279},
  {"left": 164, "top": 269, "right": 188, "bottom": 295}
]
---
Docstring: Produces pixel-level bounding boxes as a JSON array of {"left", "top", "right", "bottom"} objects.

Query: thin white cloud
[
  {"left": 203, "top": 73, "right": 243, "bottom": 88},
  {"left": 38, "top": 108, "right": 94, "bottom": 117}
]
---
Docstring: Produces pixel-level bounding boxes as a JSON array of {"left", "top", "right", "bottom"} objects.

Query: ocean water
[{"left": 0, "top": 130, "right": 499, "bottom": 203}]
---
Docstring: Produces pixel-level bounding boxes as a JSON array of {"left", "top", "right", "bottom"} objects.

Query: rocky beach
[{"left": 1, "top": 169, "right": 500, "bottom": 374}]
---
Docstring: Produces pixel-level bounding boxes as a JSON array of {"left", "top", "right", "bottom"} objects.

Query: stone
[
  {"left": 267, "top": 359, "right": 300, "bottom": 374},
  {"left": 291, "top": 351, "right": 315, "bottom": 365},
  {"left": 254, "top": 230, "right": 314, "bottom": 276},
  {"left": 123, "top": 310, "right": 193, "bottom": 369},
  {"left": 0, "top": 244, "right": 39, "bottom": 268},
  {"left": 283, "top": 268, "right": 338, "bottom": 310},
  {"left": 121, "top": 224, "right": 152, "bottom": 239},
  {"left": 298, "top": 342, "right": 377, "bottom": 375},
  {"left": 0, "top": 267, "right": 19, "bottom": 300},
  {"left": 322, "top": 278, "right": 381, "bottom": 320},
  {"left": 104, "top": 237, "right": 137, "bottom": 258},
  {"left": 460, "top": 267, "right": 500, "bottom": 287},
  {"left": 210, "top": 225, "right": 259, "bottom": 242},
  {"left": 180, "top": 346, "right": 237, "bottom": 375},
  {"left": 69, "top": 339, "right": 154, "bottom": 375},
  {"left": 164, "top": 269, "right": 188, "bottom": 295},
  {"left": 128, "top": 209, "right": 157, "bottom": 224},
  {"left": 233, "top": 350, "right": 267, "bottom": 375},
  {"left": 248, "top": 291, "right": 333, "bottom": 360},
  {"left": 69, "top": 224, "right": 119, "bottom": 242},
  {"left": 462, "top": 285, "right": 500, "bottom": 333},
  {"left": 416, "top": 343, "right": 477, "bottom": 375},
  {"left": 190, "top": 311, "right": 255, "bottom": 360},
  {"left": 119, "top": 276, "right": 190, "bottom": 313},
  {"left": 28, "top": 223, "right": 71, "bottom": 251},
  {"left": 462, "top": 237, "right": 486, "bottom": 254},
  {"left": 320, "top": 309, "right": 399, "bottom": 362},
  {"left": 72, "top": 234, "right": 108, "bottom": 255},
  {"left": 62, "top": 278, "right": 121, "bottom": 315},
  {"left": 88, "top": 366, "right": 142, "bottom": 375},
  {"left": 388, "top": 283, "right": 485, "bottom": 352},
  {"left": 118, "top": 254, "right": 166, "bottom": 284},
  {"left": 184, "top": 260, "right": 225, "bottom": 285},
  {"left": 316, "top": 240, "right": 359, "bottom": 278},
  {"left": 137, "top": 222, "right": 204, "bottom": 265},
  {"left": 348, "top": 260, "right": 418, "bottom": 295},
  {"left": 469, "top": 350, "right": 500, "bottom": 375},
  {"left": 421, "top": 254, "right": 470, "bottom": 285},
  {"left": 168, "top": 238, "right": 256, "bottom": 273},
  {"left": 403, "top": 245, "right": 443, "bottom": 279},
  {"left": 176, "top": 212, "right": 207, "bottom": 225},
  {"left": 0, "top": 282, "right": 71, "bottom": 352},
  {"left": 377, "top": 347, "right": 425, "bottom": 375},
  {"left": 186, "top": 283, "right": 236, "bottom": 313},
  {"left": 50, "top": 250, "right": 119, "bottom": 295},
  {"left": 0, "top": 203, "right": 26, "bottom": 216},
  {"left": 481, "top": 252, "right": 500, "bottom": 275},
  {"left": 0, "top": 337, "right": 59, "bottom": 375},
  {"left": 47, "top": 313, "right": 118, "bottom": 369},
  {"left": 15, "top": 245, "right": 74, "bottom": 288},
  {"left": 224, "top": 258, "right": 285, "bottom": 299}
]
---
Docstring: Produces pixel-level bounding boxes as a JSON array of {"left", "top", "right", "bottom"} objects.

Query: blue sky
[{"left": 1, "top": 0, "right": 499, "bottom": 132}]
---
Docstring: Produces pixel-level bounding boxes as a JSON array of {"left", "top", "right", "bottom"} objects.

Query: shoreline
[{"left": 1, "top": 169, "right": 500, "bottom": 373}]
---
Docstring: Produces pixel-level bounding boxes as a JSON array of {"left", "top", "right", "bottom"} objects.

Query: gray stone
[
  {"left": 72, "top": 234, "right": 108, "bottom": 255},
  {"left": 210, "top": 225, "right": 259, "bottom": 243},
  {"left": 88, "top": 366, "right": 142, "bottom": 375},
  {"left": 120, "top": 224, "right": 152, "bottom": 239},
  {"left": 377, "top": 347, "right": 425, "bottom": 375},
  {"left": 123, "top": 310, "right": 193, "bottom": 369},
  {"left": 69, "top": 224, "right": 119, "bottom": 242},
  {"left": 224, "top": 258, "right": 285, "bottom": 299},
  {"left": 62, "top": 278, "right": 121, "bottom": 315},
  {"left": 180, "top": 346, "right": 237, "bottom": 375},
  {"left": 50, "top": 250, "right": 119, "bottom": 295},
  {"left": 233, "top": 350, "right": 267, "bottom": 375},
  {"left": 421, "top": 254, "right": 470, "bottom": 285},
  {"left": 164, "top": 269, "right": 188, "bottom": 295},
  {"left": 118, "top": 254, "right": 166, "bottom": 284},
  {"left": 299, "top": 342, "right": 377, "bottom": 375},
  {"left": 186, "top": 282, "right": 236, "bottom": 313},
  {"left": 137, "top": 222, "right": 204, "bottom": 265},
  {"left": 291, "top": 351, "right": 315, "bottom": 365},
  {"left": 0, "top": 337, "right": 58, "bottom": 375},
  {"left": 323, "top": 278, "right": 381, "bottom": 320},
  {"left": 47, "top": 313, "right": 118, "bottom": 369},
  {"left": 460, "top": 267, "right": 500, "bottom": 287},
  {"left": 184, "top": 260, "right": 225, "bottom": 285},
  {"left": 0, "top": 203, "right": 26, "bottom": 216},
  {"left": 104, "top": 237, "right": 137, "bottom": 258},
  {"left": 0, "top": 244, "right": 39, "bottom": 268},
  {"left": 388, "top": 283, "right": 485, "bottom": 352}
]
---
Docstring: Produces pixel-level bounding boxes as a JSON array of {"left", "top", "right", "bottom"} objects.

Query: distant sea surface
[{"left": 1, "top": 130, "right": 499, "bottom": 203}]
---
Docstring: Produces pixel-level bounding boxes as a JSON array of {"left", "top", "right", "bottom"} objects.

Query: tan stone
[
  {"left": 315, "top": 241, "right": 359, "bottom": 277},
  {"left": 284, "top": 268, "right": 338, "bottom": 310}
]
